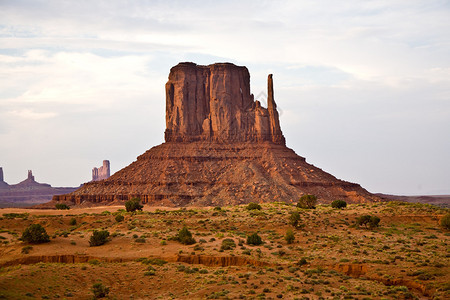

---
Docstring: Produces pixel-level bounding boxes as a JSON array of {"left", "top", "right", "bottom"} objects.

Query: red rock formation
[
  {"left": 165, "top": 63, "right": 284, "bottom": 144},
  {"left": 176, "top": 254, "right": 270, "bottom": 267},
  {"left": 92, "top": 160, "right": 110, "bottom": 181},
  {"left": 53, "top": 62, "right": 380, "bottom": 206}
]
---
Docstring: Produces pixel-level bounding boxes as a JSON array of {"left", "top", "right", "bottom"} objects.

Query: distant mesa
[
  {"left": 0, "top": 168, "right": 77, "bottom": 207},
  {"left": 92, "top": 160, "right": 110, "bottom": 181},
  {"left": 53, "top": 62, "right": 380, "bottom": 207}
]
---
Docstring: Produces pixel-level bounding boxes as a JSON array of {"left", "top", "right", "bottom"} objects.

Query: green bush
[
  {"left": 69, "top": 218, "right": 77, "bottom": 226},
  {"left": 115, "top": 214, "right": 124, "bottom": 222},
  {"left": 440, "top": 213, "right": 450, "bottom": 230},
  {"left": 356, "top": 215, "right": 380, "bottom": 229},
  {"left": 247, "top": 232, "right": 262, "bottom": 245},
  {"left": 285, "top": 229, "right": 295, "bottom": 244},
  {"left": 176, "top": 227, "right": 196, "bottom": 245},
  {"left": 246, "top": 202, "right": 262, "bottom": 210},
  {"left": 92, "top": 283, "right": 109, "bottom": 298},
  {"left": 331, "top": 200, "right": 347, "bottom": 209},
  {"left": 369, "top": 216, "right": 381, "bottom": 228},
  {"left": 297, "top": 195, "right": 317, "bottom": 209},
  {"left": 125, "top": 198, "right": 143, "bottom": 212},
  {"left": 288, "top": 211, "right": 303, "bottom": 228},
  {"left": 137, "top": 258, "right": 168, "bottom": 266},
  {"left": 21, "top": 224, "right": 50, "bottom": 244},
  {"left": 55, "top": 203, "right": 70, "bottom": 210},
  {"left": 89, "top": 230, "right": 110, "bottom": 247},
  {"left": 221, "top": 238, "right": 236, "bottom": 250},
  {"left": 297, "top": 258, "right": 307, "bottom": 266},
  {"left": 21, "top": 245, "right": 33, "bottom": 254}
]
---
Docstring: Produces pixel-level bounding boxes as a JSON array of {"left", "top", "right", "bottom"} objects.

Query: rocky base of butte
[{"left": 53, "top": 62, "right": 379, "bottom": 207}]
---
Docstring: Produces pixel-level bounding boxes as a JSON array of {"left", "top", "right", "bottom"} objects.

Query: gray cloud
[{"left": 0, "top": 0, "right": 449, "bottom": 194}]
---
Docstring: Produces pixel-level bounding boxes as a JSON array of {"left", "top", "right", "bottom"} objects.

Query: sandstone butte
[{"left": 53, "top": 62, "right": 380, "bottom": 207}]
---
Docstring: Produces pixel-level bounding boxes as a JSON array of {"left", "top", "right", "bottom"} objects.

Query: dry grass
[{"left": 0, "top": 201, "right": 448, "bottom": 299}]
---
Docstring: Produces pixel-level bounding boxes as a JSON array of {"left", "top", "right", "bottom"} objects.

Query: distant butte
[
  {"left": 53, "top": 62, "right": 380, "bottom": 207},
  {"left": 0, "top": 169, "right": 77, "bottom": 207},
  {"left": 92, "top": 160, "right": 110, "bottom": 182}
]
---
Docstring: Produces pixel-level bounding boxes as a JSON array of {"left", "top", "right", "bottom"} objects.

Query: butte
[{"left": 54, "top": 62, "right": 379, "bottom": 207}]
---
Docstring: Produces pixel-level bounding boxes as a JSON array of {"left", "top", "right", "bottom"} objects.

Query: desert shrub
[
  {"left": 21, "top": 245, "right": 33, "bottom": 254},
  {"left": 331, "top": 200, "right": 347, "bottom": 209},
  {"left": 440, "top": 213, "right": 450, "bottom": 230},
  {"left": 297, "top": 195, "right": 317, "bottom": 209},
  {"left": 137, "top": 258, "right": 168, "bottom": 266},
  {"left": 88, "top": 259, "right": 100, "bottom": 265},
  {"left": 125, "top": 197, "right": 143, "bottom": 212},
  {"left": 285, "top": 229, "right": 295, "bottom": 244},
  {"left": 21, "top": 224, "right": 50, "bottom": 244},
  {"left": 288, "top": 211, "right": 303, "bottom": 228},
  {"left": 115, "top": 214, "right": 124, "bottom": 222},
  {"left": 89, "top": 230, "right": 110, "bottom": 247},
  {"left": 55, "top": 203, "right": 70, "bottom": 210},
  {"left": 214, "top": 206, "right": 222, "bottom": 211},
  {"left": 369, "top": 216, "right": 381, "bottom": 228},
  {"left": 144, "top": 265, "right": 156, "bottom": 276},
  {"left": 246, "top": 202, "right": 262, "bottom": 210},
  {"left": 356, "top": 215, "right": 371, "bottom": 227},
  {"left": 356, "top": 215, "right": 380, "bottom": 229},
  {"left": 3, "top": 213, "right": 29, "bottom": 219},
  {"left": 176, "top": 227, "right": 196, "bottom": 245},
  {"left": 69, "top": 218, "right": 77, "bottom": 226},
  {"left": 92, "top": 283, "right": 109, "bottom": 298},
  {"left": 297, "top": 258, "right": 307, "bottom": 266},
  {"left": 221, "top": 238, "right": 236, "bottom": 250},
  {"left": 247, "top": 232, "right": 262, "bottom": 245}
]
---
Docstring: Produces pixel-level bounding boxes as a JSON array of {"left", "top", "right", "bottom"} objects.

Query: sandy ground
[{"left": 0, "top": 202, "right": 449, "bottom": 299}]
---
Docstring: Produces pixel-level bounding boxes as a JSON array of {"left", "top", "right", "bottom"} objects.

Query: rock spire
[{"left": 92, "top": 160, "right": 110, "bottom": 181}]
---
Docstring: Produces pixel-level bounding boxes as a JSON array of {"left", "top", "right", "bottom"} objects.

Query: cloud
[
  {"left": 8, "top": 109, "right": 57, "bottom": 120},
  {"left": 0, "top": 0, "right": 449, "bottom": 193}
]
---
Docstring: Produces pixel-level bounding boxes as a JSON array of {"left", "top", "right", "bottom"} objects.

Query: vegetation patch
[
  {"left": 297, "top": 194, "right": 317, "bottom": 209},
  {"left": 55, "top": 203, "right": 70, "bottom": 210},
  {"left": 21, "top": 224, "right": 50, "bottom": 244},
  {"left": 125, "top": 198, "right": 143, "bottom": 212},
  {"left": 89, "top": 230, "right": 110, "bottom": 247}
]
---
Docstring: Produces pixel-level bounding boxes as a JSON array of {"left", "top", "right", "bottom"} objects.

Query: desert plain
[{"left": 0, "top": 201, "right": 448, "bottom": 299}]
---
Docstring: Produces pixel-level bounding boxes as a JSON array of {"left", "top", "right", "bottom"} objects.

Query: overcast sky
[{"left": 1, "top": 0, "right": 449, "bottom": 195}]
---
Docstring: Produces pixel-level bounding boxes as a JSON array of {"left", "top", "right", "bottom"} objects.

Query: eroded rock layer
[
  {"left": 53, "top": 141, "right": 377, "bottom": 206},
  {"left": 53, "top": 62, "right": 379, "bottom": 206}
]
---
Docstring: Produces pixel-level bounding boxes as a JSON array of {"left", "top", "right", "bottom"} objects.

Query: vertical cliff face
[{"left": 164, "top": 62, "right": 285, "bottom": 144}]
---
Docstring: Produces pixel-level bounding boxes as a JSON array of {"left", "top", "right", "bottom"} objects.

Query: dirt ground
[{"left": 0, "top": 201, "right": 448, "bottom": 299}]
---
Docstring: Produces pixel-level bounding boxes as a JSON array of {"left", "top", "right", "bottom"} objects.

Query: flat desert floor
[{"left": 0, "top": 202, "right": 449, "bottom": 299}]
